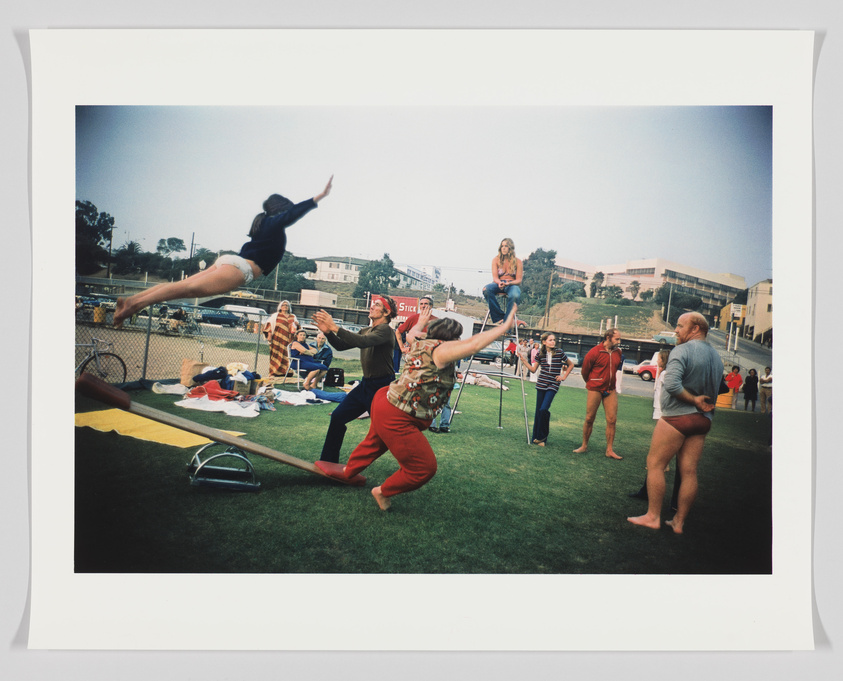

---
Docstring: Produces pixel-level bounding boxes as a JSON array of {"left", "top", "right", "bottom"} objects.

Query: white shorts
[{"left": 215, "top": 254, "right": 255, "bottom": 285}]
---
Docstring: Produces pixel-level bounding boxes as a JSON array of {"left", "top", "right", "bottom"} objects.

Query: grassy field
[{"left": 73, "top": 366, "right": 772, "bottom": 575}]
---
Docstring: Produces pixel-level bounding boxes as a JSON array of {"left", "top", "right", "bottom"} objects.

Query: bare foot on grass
[
  {"left": 627, "top": 514, "right": 661, "bottom": 530},
  {"left": 665, "top": 519, "right": 684, "bottom": 534},
  {"left": 573, "top": 446, "right": 587, "bottom": 453},
  {"left": 371, "top": 486, "right": 392, "bottom": 511},
  {"left": 606, "top": 451, "right": 623, "bottom": 460}
]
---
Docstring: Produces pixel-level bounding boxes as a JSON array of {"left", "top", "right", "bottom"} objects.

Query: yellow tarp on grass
[{"left": 75, "top": 409, "right": 245, "bottom": 448}]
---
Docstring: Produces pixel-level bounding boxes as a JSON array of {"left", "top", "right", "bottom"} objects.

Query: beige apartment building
[
  {"left": 744, "top": 278, "right": 773, "bottom": 344},
  {"left": 554, "top": 257, "right": 747, "bottom": 320}
]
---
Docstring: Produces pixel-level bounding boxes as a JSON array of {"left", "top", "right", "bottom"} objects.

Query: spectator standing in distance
[
  {"left": 482, "top": 238, "right": 523, "bottom": 324},
  {"left": 725, "top": 365, "right": 743, "bottom": 409},
  {"left": 743, "top": 368, "right": 759, "bottom": 412},
  {"left": 516, "top": 339, "right": 531, "bottom": 381},
  {"left": 312, "top": 295, "right": 397, "bottom": 464},
  {"left": 628, "top": 312, "right": 722, "bottom": 534},
  {"left": 574, "top": 328, "right": 625, "bottom": 460},
  {"left": 759, "top": 366, "right": 773, "bottom": 414},
  {"left": 263, "top": 300, "right": 298, "bottom": 379}
]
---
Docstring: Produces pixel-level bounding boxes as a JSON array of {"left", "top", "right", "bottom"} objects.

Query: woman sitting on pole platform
[
  {"left": 528, "top": 332, "right": 575, "bottom": 446},
  {"left": 482, "top": 238, "right": 523, "bottom": 324},
  {"left": 315, "top": 307, "right": 518, "bottom": 511},
  {"left": 112, "top": 176, "right": 333, "bottom": 328}
]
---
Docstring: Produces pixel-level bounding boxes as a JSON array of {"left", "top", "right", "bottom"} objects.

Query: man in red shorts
[
  {"left": 574, "top": 328, "right": 624, "bottom": 459},
  {"left": 628, "top": 312, "right": 723, "bottom": 534}
]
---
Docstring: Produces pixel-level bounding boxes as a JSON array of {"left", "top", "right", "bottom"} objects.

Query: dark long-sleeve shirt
[
  {"left": 326, "top": 323, "right": 395, "bottom": 380},
  {"left": 238, "top": 199, "right": 317, "bottom": 274}
]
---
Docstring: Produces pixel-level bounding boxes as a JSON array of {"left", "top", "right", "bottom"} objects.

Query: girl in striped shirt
[{"left": 528, "top": 332, "right": 575, "bottom": 446}]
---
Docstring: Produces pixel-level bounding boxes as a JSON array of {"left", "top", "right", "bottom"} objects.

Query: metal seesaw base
[{"left": 186, "top": 442, "right": 261, "bottom": 492}]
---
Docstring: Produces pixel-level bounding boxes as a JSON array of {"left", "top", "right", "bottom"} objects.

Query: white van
[{"left": 222, "top": 304, "right": 269, "bottom": 323}]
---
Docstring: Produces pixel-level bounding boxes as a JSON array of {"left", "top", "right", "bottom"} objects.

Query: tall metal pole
[
  {"left": 543, "top": 271, "right": 554, "bottom": 328},
  {"left": 666, "top": 283, "right": 674, "bottom": 325}
]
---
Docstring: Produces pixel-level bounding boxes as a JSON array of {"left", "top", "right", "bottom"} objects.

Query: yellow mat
[{"left": 75, "top": 409, "right": 245, "bottom": 448}]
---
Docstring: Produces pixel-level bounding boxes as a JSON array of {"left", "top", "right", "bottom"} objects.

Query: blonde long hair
[{"left": 496, "top": 238, "right": 517, "bottom": 270}]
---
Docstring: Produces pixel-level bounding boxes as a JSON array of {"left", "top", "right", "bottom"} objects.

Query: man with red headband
[{"left": 312, "top": 295, "right": 398, "bottom": 464}]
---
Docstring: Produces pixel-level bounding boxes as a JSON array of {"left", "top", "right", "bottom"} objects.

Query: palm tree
[
  {"left": 627, "top": 280, "right": 641, "bottom": 301},
  {"left": 589, "top": 271, "right": 604, "bottom": 298}
]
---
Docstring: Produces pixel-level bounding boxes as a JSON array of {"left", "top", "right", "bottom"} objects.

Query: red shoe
[{"left": 314, "top": 460, "right": 366, "bottom": 486}]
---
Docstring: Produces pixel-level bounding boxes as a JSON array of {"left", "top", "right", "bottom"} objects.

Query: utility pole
[
  {"left": 187, "top": 232, "right": 195, "bottom": 273},
  {"left": 542, "top": 271, "right": 554, "bottom": 328},
  {"left": 665, "top": 282, "right": 674, "bottom": 325}
]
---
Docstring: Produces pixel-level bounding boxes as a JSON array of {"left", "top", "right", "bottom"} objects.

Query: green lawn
[{"left": 74, "top": 376, "right": 772, "bottom": 575}]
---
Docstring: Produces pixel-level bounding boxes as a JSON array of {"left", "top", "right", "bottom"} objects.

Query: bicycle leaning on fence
[{"left": 75, "top": 337, "right": 128, "bottom": 384}]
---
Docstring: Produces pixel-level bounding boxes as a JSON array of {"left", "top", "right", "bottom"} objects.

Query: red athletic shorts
[{"left": 661, "top": 413, "right": 711, "bottom": 437}]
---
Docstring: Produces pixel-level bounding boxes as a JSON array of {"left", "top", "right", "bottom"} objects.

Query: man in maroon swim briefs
[{"left": 628, "top": 312, "right": 723, "bottom": 534}]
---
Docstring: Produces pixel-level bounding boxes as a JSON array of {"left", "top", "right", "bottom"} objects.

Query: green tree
[
  {"left": 75, "top": 200, "right": 115, "bottom": 275},
  {"left": 520, "top": 248, "right": 558, "bottom": 307},
  {"left": 156, "top": 237, "right": 187, "bottom": 258},
  {"left": 252, "top": 252, "right": 318, "bottom": 293},
  {"left": 111, "top": 240, "right": 145, "bottom": 275},
  {"left": 603, "top": 285, "right": 624, "bottom": 300},
  {"left": 654, "top": 283, "right": 703, "bottom": 325},
  {"left": 640, "top": 289, "right": 654, "bottom": 302},
  {"left": 560, "top": 281, "right": 586, "bottom": 299},
  {"left": 353, "top": 253, "right": 399, "bottom": 298},
  {"left": 627, "top": 280, "right": 641, "bottom": 301},
  {"left": 589, "top": 271, "right": 604, "bottom": 298}
]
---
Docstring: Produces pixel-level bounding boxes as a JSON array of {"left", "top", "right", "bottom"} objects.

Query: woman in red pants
[{"left": 315, "top": 307, "right": 517, "bottom": 510}]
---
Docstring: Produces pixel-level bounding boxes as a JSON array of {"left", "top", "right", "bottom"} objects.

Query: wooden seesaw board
[{"left": 74, "top": 373, "right": 365, "bottom": 486}]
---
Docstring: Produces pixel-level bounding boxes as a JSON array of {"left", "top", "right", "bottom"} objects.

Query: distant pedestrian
[
  {"left": 759, "top": 366, "right": 773, "bottom": 414},
  {"left": 725, "top": 366, "right": 743, "bottom": 409},
  {"left": 743, "top": 368, "right": 759, "bottom": 412}
]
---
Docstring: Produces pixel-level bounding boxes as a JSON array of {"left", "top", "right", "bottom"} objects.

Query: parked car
[
  {"left": 564, "top": 351, "right": 581, "bottom": 367},
  {"left": 653, "top": 331, "right": 677, "bottom": 345},
  {"left": 298, "top": 323, "right": 320, "bottom": 336},
  {"left": 198, "top": 308, "right": 241, "bottom": 327},
  {"left": 622, "top": 358, "right": 640, "bottom": 373},
  {"left": 230, "top": 290, "right": 261, "bottom": 299},
  {"left": 473, "top": 340, "right": 506, "bottom": 364},
  {"left": 635, "top": 363, "right": 659, "bottom": 381}
]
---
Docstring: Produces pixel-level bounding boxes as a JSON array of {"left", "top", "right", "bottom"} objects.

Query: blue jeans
[
  {"left": 532, "top": 388, "right": 558, "bottom": 443},
  {"left": 433, "top": 392, "right": 455, "bottom": 428},
  {"left": 483, "top": 283, "right": 521, "bottom": 323}
]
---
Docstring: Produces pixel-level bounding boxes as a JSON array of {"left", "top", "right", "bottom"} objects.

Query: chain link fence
[{"left": 75, "top": 302, "right": 275, "bottom": 384}]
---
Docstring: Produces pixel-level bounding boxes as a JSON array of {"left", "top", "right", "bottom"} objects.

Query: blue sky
[{"left": 76, "top": 105, "right": 772, "bottom": 295}]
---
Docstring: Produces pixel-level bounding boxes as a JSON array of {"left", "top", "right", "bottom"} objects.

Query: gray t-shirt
[{"left": 660, "top": 339, "right": 723, "bottom": 420}]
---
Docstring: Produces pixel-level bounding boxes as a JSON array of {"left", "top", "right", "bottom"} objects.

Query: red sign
[{"left": 392, "top": 296, "right": 421, "bottom": 321}]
